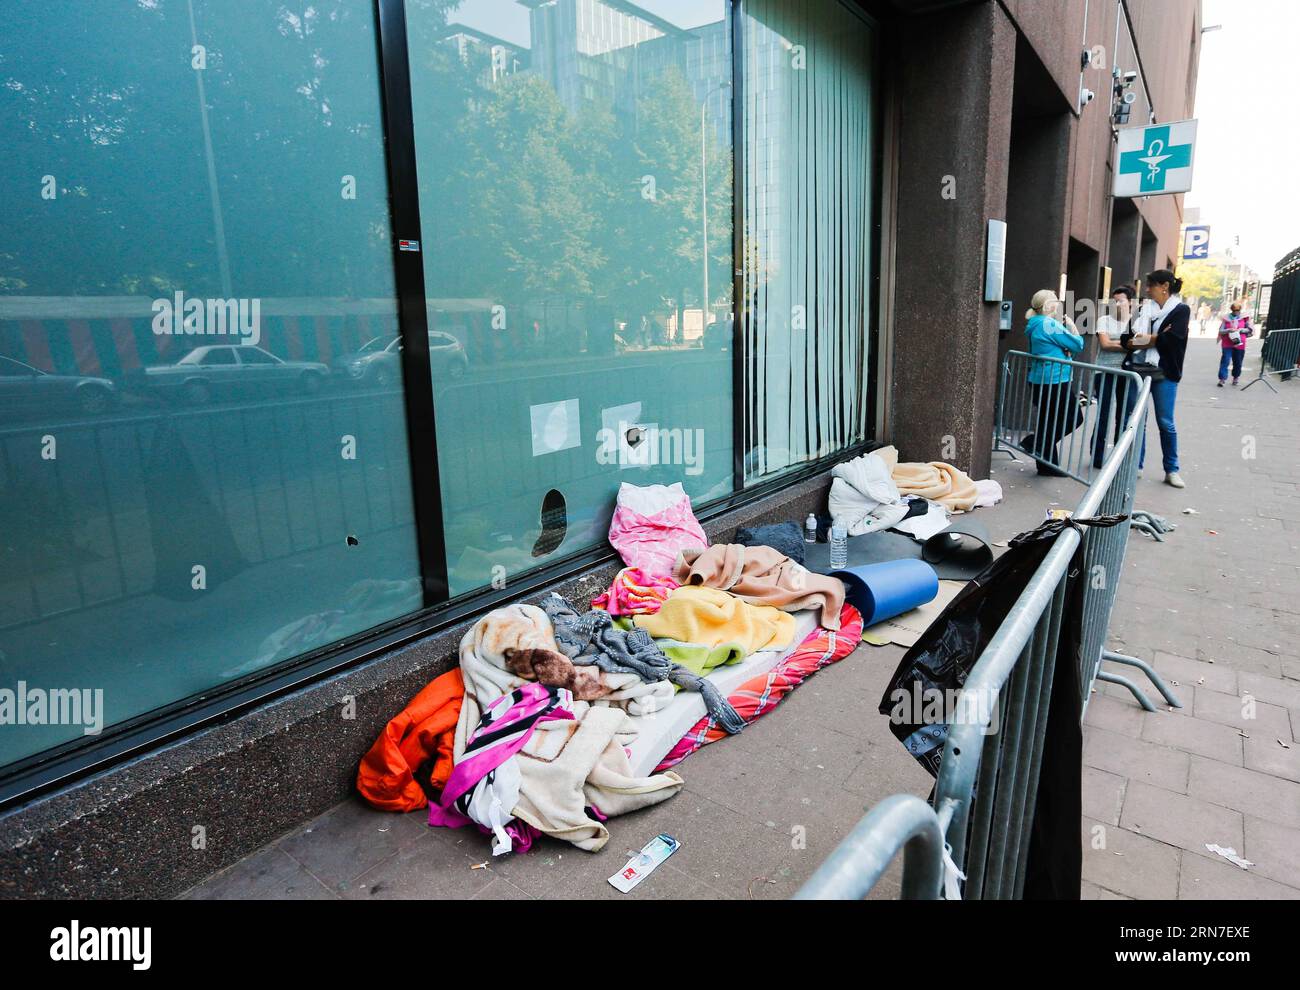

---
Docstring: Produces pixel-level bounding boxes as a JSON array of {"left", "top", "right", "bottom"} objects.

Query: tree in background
[
  {"left": 411, "top": 25, "right": 733, "bottom": 355},
  {"left": 1176, "top": 258, "right": 1231, "bottom": 312},
  {"left": 0, "top": 0, "right": 406, "bottom": 299},
  {"left": 598, "top": 65, "right": 732, "bottom": 339}
]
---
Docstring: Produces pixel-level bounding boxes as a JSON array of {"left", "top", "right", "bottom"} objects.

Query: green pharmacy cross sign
[{"left": 1114, "top": 119, "right": 1198, "bottom": 198}]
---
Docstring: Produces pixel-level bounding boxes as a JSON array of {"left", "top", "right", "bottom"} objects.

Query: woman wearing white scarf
[{"left": 1122, "top": 269, "right": 1191, "bottom": 488}]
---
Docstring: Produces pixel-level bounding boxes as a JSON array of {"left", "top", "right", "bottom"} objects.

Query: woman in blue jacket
[{"left": 1021, "top": 289, "right": 1084, "bottom": 476}]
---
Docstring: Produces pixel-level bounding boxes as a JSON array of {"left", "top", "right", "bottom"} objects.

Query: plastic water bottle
[
  {"left": 829, "top": 519, "right": 848, "bottom": 569},
  {"left": 804, "top": 513, "right": 818, "bottom": 544}
]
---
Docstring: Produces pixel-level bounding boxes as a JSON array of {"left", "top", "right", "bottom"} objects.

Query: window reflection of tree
[{"left": 411, "top": 2, "right": 733, "bottom": 369}]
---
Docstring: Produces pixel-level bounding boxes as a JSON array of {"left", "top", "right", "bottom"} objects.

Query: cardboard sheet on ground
[{"left": 859, "top": 579, "right": 965, "bottom": 647}]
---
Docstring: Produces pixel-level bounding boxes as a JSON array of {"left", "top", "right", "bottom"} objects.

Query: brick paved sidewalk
[
  {"left": 184, "top": 340, "right": 1299, "bottom": 900},
  {"left": 985, "top": 340, "right": 1300, "bottom": 899}
]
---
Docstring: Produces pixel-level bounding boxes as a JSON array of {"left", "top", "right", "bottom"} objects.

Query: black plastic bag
[
  {"left": 877, "top": 514, "right": 1119, "bottom": 770},
  {"left": 876, "top": 512, "right": 1124, "bottom": 898}
]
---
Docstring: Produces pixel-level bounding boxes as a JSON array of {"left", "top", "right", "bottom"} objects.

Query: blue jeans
[
  {"left": 1092, "top": 375, "right": 1137, "bottom": 468},
  {"left": 1218, "top": 347, "right": 1244, "bottom": 381},
  {"left": 1139, "top": 377, "right": 1179, "bottom": 473}
]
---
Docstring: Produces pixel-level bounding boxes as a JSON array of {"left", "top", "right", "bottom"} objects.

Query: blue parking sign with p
[{"left": 1183, "top": 226, "right": 1210, "bottom": 260}]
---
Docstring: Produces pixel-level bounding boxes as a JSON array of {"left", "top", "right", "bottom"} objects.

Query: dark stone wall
[
  {"left": 1109, "top": 202, "right": 1142, "bottom": 290},
  {"left": 890, "top": 0, "right": 1162, "bottom": 475},
  {"left": 1069, "top": 0, "right": 1123, "bottom": 252},
  {"left": 1000, "top": 109, "right": 1076, "bottom": 359},
  {"left": 890, "top": 1, "right": 1016, "bottom": 479},
  {"left": 1000, "top": 0, "right": 1089, "bottom": 105}
]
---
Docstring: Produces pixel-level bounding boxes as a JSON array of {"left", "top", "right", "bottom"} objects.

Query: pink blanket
[
  {"left": 607, "top": 482, "right": 708, "bottom": 578},
  {"left": 592, "top": 567, "right": 678, "bottom": 616}
]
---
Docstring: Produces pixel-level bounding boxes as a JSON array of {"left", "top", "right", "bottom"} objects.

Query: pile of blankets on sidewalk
[
  {"left": 828, "top": 444, "right": 1002, "bottom": 540},
  {"left": 357, "top": 481, "right": 863, "bottom": 855},
  {"left": 356, "top": 446, "right": 999, "bottom": 859}
]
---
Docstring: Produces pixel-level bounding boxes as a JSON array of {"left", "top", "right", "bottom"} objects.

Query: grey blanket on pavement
[{"left": 541, "top": 593, "right": 746, "bottom": 734}]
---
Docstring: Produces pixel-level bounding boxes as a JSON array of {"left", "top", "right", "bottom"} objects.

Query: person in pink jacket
[{"left": 1217, "top": 302, "right": 1253, "bottom": 386}]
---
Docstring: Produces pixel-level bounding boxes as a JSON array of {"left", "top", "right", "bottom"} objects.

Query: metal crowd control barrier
[
  {"left": 1241, "top": 327, "right": 1300, "bottom": 393},
  {"left": 995, "top": 350, "right": 1170, "bottom": 541},
  {"left": 793, "top": 795, "right": 944, "bottom": 900},
  {"left": 798, "top": 357, "right": 1181, "bottom": 900},
  {"left": 994, "top": 350, "right": 1142, "bottom": 486}
]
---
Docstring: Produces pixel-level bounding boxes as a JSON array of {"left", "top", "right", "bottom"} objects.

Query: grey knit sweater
[{"left": 541, "top": 593, "right": 745, "bottom": 734}]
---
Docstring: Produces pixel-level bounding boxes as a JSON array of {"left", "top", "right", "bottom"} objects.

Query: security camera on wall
[
  {"left": 1122, "top": 69, "right": 1138, "bottom": 83},
  {"left": 1080, "top": 87, "right": 1096, "bottom": 106}
]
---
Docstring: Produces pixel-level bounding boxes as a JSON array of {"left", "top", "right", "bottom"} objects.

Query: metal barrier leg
[
  {"left": 1130, "top": 519, "right": 1164, "bottom": 542},
  {"left": 1101, "top": 649, "right": 1183, "bottom": 709},
  {"left": 992, "top": 436, "right": 1021, "bottom": 461},
  {"left": 1095, "top": 669, "right": 1158, "bottom": 711},
  {"left": 1131, "top": 510, "right": 1175, "bottom": 533},
  {"left": 1240, "top": 373, "right": 1277, "bottom": 393}
]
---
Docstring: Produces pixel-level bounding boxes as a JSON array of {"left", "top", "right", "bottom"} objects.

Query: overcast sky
[{"left": 1186, "top": 0, "right": 1300, "bottom": 276}]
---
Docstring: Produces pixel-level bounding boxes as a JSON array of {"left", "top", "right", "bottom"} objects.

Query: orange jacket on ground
[{"left": 356, "top": 668, "right": 464, "bottom": 812}]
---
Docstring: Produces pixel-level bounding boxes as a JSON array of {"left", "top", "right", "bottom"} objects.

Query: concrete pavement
[{"left": 1086, "top": 339, "right": 1300, "bottom": 899}]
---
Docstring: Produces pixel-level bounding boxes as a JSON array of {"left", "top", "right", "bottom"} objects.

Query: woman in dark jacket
[{"left": 1122, "top": 269, "right": 1190, "bottom": 488}]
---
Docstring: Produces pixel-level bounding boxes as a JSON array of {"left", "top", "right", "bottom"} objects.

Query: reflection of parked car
[
  {"left": 144, "top": 345, "right": 328, "bottom": 405},
  {"left": 333, "top": 335, "right": 400, "bottom": 386},
  {"left": 703, "top": 316, "right": 732, "bottom": 352},
  {"left": 428, "top": 331, "right": 469, "bottom": 380},
  {"left": 332, "top": 332, "right": 468, "bottom": 386},
  {"left": 0, "top": 356, "right": 116, "bottom": 417}
]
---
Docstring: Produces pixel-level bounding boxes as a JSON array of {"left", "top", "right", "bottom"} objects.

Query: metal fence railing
[
  {"left": 798, "top": 354, "right": 1180, "bottom": 900},
  {"left": 994, "top": 350, "right": 1141, "bottom": 485},
  {"left": 1242, "top": 327, "right": 1300, "bottom": 393},
  {"left": 995, "top": 350, "right": 1172, "bottom": 541},
  {"left": 792, "top": 795, "right": 945, "bottom": 900}
]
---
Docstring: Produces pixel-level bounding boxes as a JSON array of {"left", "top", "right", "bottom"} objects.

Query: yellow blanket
[
  {"left": 875, "top": 444, "right": 979, "bottom": 512},
  {"left": 635, "top": 586, "right": 795, "bottom": 653}
]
